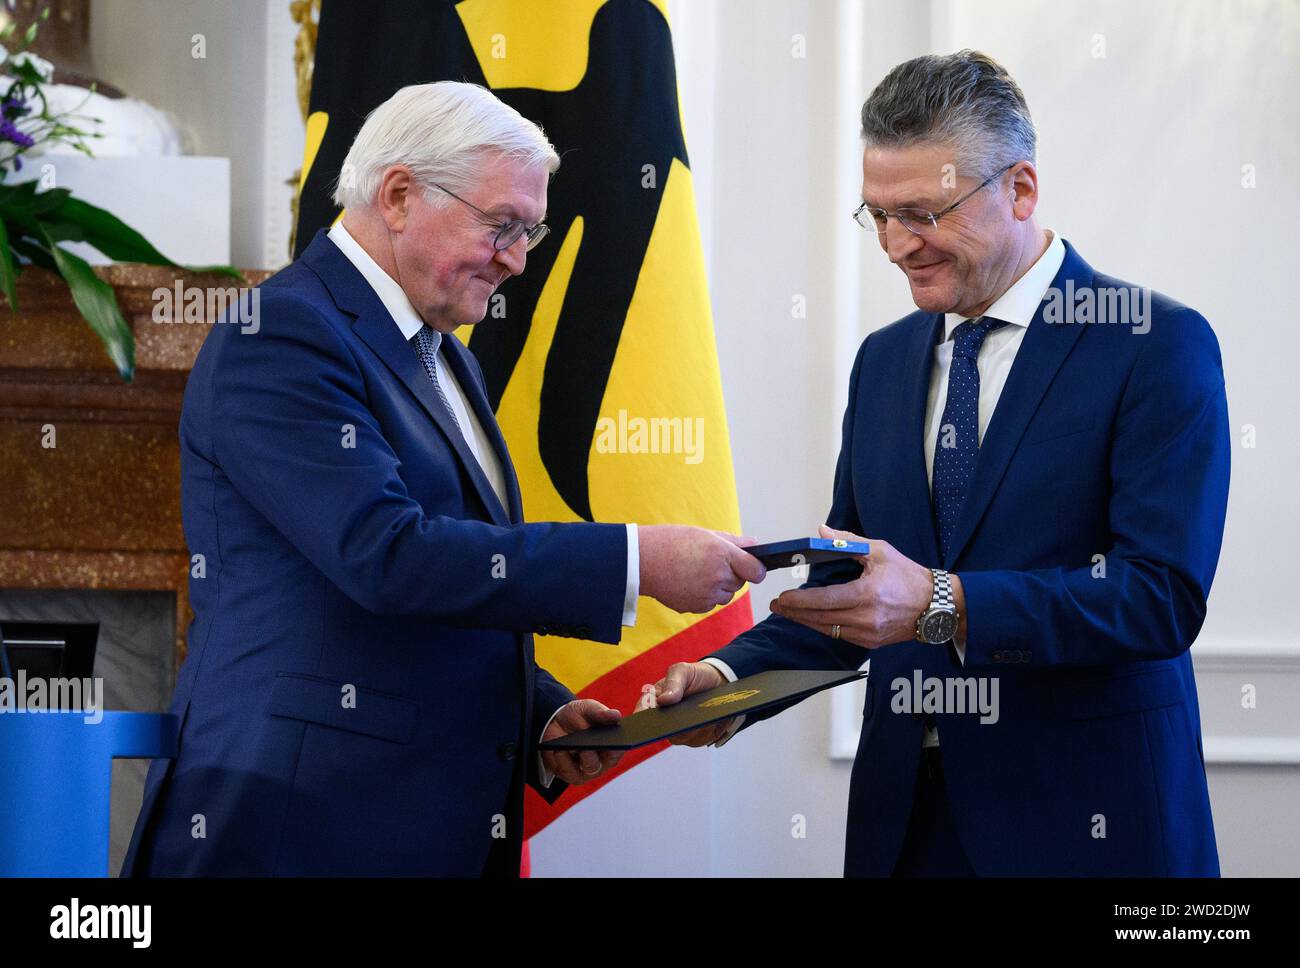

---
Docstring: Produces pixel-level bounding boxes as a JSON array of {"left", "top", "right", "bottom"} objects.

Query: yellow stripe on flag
[
  {"left": 299, "top": 111, "right": 329, "bottom": 194},
  {"left": 456, "top": 0, "right": 748, "bottom": 696},
  {"left": 457, "top": 0, "right": 671, "bottom": 91},
  {"left": 457, "top": 0, "right": 609, "bottom": 92}
]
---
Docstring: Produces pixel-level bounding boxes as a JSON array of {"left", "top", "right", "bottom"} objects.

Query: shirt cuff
[
  {"left": 622, "top": 523, "right": 639, "bottom": 627},
  {"left": 700, "top": 658, "right": 744, "bottom": 747},
  {"left": 953, "top": 639, "right": 966, "bottom": 666},
  {"left": 537, "top": 705, "right": 565, "bottom": 788},
  {"left": 701, "top": 657, "right": 738, "bottom": 683}
]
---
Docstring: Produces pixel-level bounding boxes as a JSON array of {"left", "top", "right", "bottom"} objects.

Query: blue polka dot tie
[
  {"left": 932, "top": 316, "right": 1008, "bottom": 561},
  {"left": 411, "top": 325, "right": 462, "bottom": 433}
]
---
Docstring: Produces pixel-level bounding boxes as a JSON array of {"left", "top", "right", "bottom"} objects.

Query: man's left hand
[
  {"left": 541, "top": 699, "right": 624, "bottom": 785},
  {"left": 770, "top": 525, "right": 939, "bottom": 649}
]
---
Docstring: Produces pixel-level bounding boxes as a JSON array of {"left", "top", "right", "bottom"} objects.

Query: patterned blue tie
[
  {"left": 410, "top": 325, "right": 462, "bottom": 432},
  {"left": 932, "top": 316, "right": 1008, "bottom": 560}
]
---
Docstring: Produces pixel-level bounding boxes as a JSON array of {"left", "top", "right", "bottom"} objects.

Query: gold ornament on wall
[{"left": 287, "top": 0, "right": 320, "bottom": 258}]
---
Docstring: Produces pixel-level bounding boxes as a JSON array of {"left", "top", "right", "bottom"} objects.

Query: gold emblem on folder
[{"left": 700, "top": 689, "right": 760, "bottom": 708}]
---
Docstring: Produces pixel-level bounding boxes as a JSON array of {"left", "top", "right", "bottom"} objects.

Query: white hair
[{"left": 332, "top": 81, "right": 560, "bottom": 210}]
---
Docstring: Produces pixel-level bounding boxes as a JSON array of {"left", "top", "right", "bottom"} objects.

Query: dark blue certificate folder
[{"left": 539, "top": 670, "right": 868, "bottom": 751}]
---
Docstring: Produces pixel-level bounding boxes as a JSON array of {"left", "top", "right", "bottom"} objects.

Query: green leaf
[
  {"left": 40, "top": 230, "right": 135, "bottom": 381},
  {"left": 11, "top": 61, "right": 42, "bottom": 85},
  {"left": 0, "top": 218, "right": 18, "bottom": 310},
  {"left": 0, "top": 181, "right": 40, "bottom": 207},
  {"left": 35, "top": 194, "right": 241, "bottom": 279},
  {"left": 30, "top": 188, "right": 71, "bottom": 214},
  {"left": 34, "top": 195, "right": 172, "bottom": 262},
  {"left": 0, "top": 182, "right": 55, "bottom": 234},
  {"left": 10, "top": 234, "right": 56, "bottom": 271},
  {"left": 175, "top": 262, "right": 245, "bottom": 277}
]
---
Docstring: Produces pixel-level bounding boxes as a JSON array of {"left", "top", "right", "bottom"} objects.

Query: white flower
[
  {"left": 0, "top": 45, "right": 9, "bottom": 68},
  {"left": 12, "top": 50, "right": 53, "bottom": 82}
]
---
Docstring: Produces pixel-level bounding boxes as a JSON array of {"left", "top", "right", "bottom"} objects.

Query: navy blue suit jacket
[
  {"left": 121, "top": 230, "right": 628, "bottom": 876},
  {"left": 712, "top": 239, "right": 1229, "bottom": 876}
]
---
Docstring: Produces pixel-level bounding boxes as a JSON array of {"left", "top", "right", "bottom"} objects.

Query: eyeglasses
[
  {"left": 429, "top": 182, "right": 551, "bottom": 252},
  {"left": 852, "top": 161, "right": 1017, "bottom": 238}
]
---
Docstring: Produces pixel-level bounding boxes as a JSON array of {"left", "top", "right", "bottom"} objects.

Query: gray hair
[
  {"left": 332, "top": 81, "right": 560, "bottom": 210},
  {"left": 859, "top": 50, "right": 1036, "bottom": 178}
]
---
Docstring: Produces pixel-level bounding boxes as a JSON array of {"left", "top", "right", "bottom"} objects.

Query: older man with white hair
[{"left": 121, "top": 81, "right": 764, "bottom": 877}]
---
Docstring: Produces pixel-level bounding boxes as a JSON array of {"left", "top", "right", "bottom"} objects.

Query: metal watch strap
[{"left": 930, "top": 568, "right": 954, "bottom": 609}]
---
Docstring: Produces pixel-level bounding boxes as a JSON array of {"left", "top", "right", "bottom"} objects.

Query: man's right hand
[
  {"left": 634, "top": 660, "right": 739, "bottom": 747},
  {"left": 638, "top": 525, "right": 767, "bottom": 614}
]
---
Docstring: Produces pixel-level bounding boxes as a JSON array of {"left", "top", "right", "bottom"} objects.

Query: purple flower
[
  {"left": 0, "top": 117, "right": 34, "bottom": 149},
  {"left": 2, "top": 95, "right": 29, "bottom": 120}
]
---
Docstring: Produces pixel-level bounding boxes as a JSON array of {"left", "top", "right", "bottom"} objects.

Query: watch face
[{"left": 923, "top": 611, "right": 958, "bottom": 643}]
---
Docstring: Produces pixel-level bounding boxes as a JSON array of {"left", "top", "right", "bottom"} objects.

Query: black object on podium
[{"left": 0, "top": 620, "right": 99, "bottom": 702}]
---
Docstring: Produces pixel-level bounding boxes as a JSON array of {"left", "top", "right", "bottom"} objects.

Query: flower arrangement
[{"left": 0, "top": 7, "right": 238, "bottom": 381}]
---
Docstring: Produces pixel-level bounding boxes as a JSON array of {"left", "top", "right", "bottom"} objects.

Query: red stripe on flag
[{"left": 523, "top": 590, "right": 753, "bottom": 839}]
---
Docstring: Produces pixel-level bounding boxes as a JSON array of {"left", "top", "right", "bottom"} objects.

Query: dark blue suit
[
  {"left": 121, "top": 230, "right": 627, "bottom": 876},
  {"left": 712, "top": 240, "right": 1229, "bottom": 876}
]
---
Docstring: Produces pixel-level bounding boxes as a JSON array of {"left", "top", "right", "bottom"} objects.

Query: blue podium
[{"left": 0, "top": 711, "right": 179, "bottom": 877}]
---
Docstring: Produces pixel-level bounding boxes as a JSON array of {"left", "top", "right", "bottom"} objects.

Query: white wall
[{"left": 88, "top": 0, "right": 302, "bottom": 270}]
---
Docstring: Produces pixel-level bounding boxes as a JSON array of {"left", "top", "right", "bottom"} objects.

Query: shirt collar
[
  {"left": 327, "top": 220, "right": 428, "bottom": 342},
  {"left": 942, "top": 230, "right": 1066, "bottom": 340}
]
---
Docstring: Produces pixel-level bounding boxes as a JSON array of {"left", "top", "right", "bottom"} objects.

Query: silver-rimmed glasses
[
  {"left": 852, "top": 161, "right": 1017, "bottom": 238},
  {"left": 430, "top": 181, "right": 551, "bottom": 251}
]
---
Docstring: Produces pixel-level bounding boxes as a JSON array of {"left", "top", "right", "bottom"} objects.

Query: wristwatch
[{"left": 915, "top": 568, "right": 959, "bottom": 644}]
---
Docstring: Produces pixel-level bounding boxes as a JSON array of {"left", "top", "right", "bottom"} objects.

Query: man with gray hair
[
  {"left": 121, "top": 81, "right": 764, "bottom": 877},
  {"left": 644, "top": 51, "right": 1228, "bottom": 876}
]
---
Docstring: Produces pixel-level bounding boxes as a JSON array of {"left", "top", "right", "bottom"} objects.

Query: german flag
[{"left": 295, "top": 0, "right": 752, "bottom": 837}]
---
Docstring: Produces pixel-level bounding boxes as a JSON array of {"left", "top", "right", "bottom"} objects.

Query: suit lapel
[
  {"left": 441, "top": 333, "right": 525, "bottom": 524},
  {"left": 896, "top": 312, "right": 945, "bottom": 567},
  {"left": 351, "top": 313, "right": 512, "bottom": 527},
  {"left": 301, "top": 230, "right": 513, "bottom": 528},
  {"left": 941, "top": 241, "right": 1095, "bottom": 567}
]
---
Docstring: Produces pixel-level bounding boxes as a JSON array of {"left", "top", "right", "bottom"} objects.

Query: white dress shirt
[{"left": 327, "top": 221, "right": 641, "bottom": 785}]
